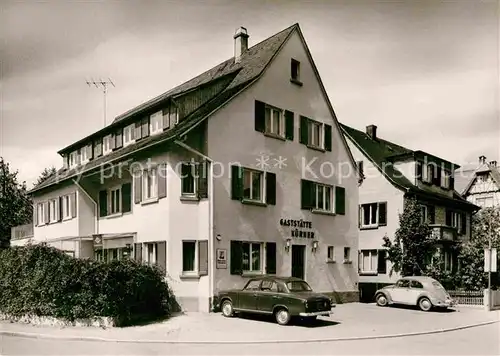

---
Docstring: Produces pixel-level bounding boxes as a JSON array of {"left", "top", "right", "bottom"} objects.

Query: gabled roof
[
  {"left": 461, "top": 163, "right": 500, "bottom": 196},
  {"left": 31, "top": 23, "right": 357, "bottom": 195},
  {"left": 340, "top": 123, "right": 478, "bottom": 210}
]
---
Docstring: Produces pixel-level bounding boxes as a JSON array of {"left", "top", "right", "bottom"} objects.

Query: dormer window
[
  {"left": 103, "top": 134, "right": 113, "bottom": 155},
  {"left": 69, "top": 151, "right": 77, "bottom": 168},
  {"left": 441, "top": 171, "right": 450, "bottom": 188},
  {"left": 115, "top": 129, "right": 123, "bottom": 149},
  {"left": 123, "top": 124, "right": 135, "bottom": 146}
]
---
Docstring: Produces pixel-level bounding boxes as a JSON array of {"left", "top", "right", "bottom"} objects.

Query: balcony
[
  {"left": 11, "top": 223, "right": 34, "bottom": 241},
  {"left": 429, "top": 224, "right": 457, "bottom": 241}
]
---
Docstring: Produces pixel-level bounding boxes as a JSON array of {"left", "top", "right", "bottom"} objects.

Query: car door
[
  {"left": 408, "top": 280, "right": 424, "bottom": 305},
  {"left": 390, "top": 279, "right": 411, "bottom": 304},
  {"left": 238, "top": 279, "right": 261, "bottom": 311},
  {"left": 257, "top": 280, "right": 280, "bottom": 313}
]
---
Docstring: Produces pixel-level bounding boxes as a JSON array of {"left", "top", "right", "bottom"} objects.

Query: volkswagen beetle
[{"left": 375, "top": 276, "right": 455, "bottom": 311}]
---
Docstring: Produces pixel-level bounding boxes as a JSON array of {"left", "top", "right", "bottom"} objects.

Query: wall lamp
[
  {"left": 216, "top": 234, "right": 222, "bottom": 242},
  {"left": 285, "top": 238, "right": 291, "bottom": 252},
  {"left": 312, "top": 240, "right": 318, "bottom": 253}
]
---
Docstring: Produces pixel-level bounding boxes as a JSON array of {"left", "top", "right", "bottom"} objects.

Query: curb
[{"left": 0, "top": 320, "right": 498, "bottom": 344}]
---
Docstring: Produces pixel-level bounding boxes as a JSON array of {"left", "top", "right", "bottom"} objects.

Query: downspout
[
  {"left": 174, "top": 140, "right": 215, "bottom": 311},
  {"left": 72, "top": 179, "right": 98, "bottom": 236}
]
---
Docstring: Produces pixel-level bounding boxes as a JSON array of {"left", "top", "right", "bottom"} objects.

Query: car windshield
[{"left": 286, "top": 281, "right": 312, "bottom": 292}]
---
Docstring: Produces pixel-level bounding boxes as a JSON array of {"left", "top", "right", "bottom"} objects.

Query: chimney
[
  {"left": 489, "top": 160, "right": 497, "bottom": 167},
  {"left": 234, "top": 27, "right": 249, "bottom": 63},
  {"left": 366, "top": 125, "right": 377, "bottom": 140},
  {"left": 479, "top": 155, "right": 487, "bottom": 164}
]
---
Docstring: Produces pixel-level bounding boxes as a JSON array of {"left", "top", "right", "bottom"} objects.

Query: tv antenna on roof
[{"left": 86, "top": 78, "right": 115, "bottom": 127}]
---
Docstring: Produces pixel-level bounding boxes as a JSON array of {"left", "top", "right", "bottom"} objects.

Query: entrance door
[{"left": 291, "top": 245, "right": 306, "bottom": 280}]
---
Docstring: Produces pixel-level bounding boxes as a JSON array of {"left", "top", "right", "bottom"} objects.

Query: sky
[{"left": 1, "top": 0, "right": 499, "bottom": 187}]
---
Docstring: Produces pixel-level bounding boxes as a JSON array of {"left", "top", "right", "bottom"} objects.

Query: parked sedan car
[
  {"left": 216, "top": 276, "right": 335, "bottom": 325},
  {"left": 375, "top": 276, "right": 455, "bottom": 311}
]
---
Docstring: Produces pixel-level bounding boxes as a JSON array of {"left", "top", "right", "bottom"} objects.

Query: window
[
  {"left": 291, "top": 58, "right": 301, "bottom": 82},
  {"left": 150, "top": 111, "right": 163, "bottom": 135},
  {"left": 69, "top": 151, "right": 77, "bottom": 167},
  {"left": 377, "top": 250, "right": 387, "bottom": 274},
  {"left": 425, "top": 164, "right": 435, "bottom": 183},
  {"left": 327, "top": 246, "right": 335, "bottom": 262},
  {"left": 410, "top": 280, "right": 424, "bottom": 289},
  {"left": 103, "top": 135, "right": 112, "bottom": 155},
  {"left": 48, "top": 198, "right": 59, "bottom": 223},
  {"left": 360, "top": 202, "right": 387, "bottom": 228},
  {"left": 81, "top": 147, "right": 88, "bottom": 163},
  {"left": 396, "top": 279, "right": 410, "bottom": 288},
  {"left": 315, "top": 184, "right": 332, "bottom": 211},
  {"left": 287, "top": 281, "right": 312, "bottom": 292},
  {"left": 123, "top": 124, "right": 135, "bottom": 146},
  {"left": 478, "top": 173, "right": 488, "bottom": 182},
  {"left": 420, "top": 205, "right": 428, "bottom": 224},
  {"left": 343, "top": 247, "right": 351, "bottom": 263},
  {"left": 37, "top": 203, "right": 45, "bottom": 225},
  {"left": 261, "top": 280, "right": 278, "bottom": 292},
  {"left": 182, "top": 241, "right": 196, "bottom": 272},
  {"left": 181, "top": 163, "right": 196, "bottom": 195},
  {"left": 264, "top": 105, "right": 284, "bottom": 137},
  {"left": 441, "top": 171, "right": 450, "bottom": 188},
  {"left": 243, "top": 169, "right": 263, "bottom": 202},
  {"left": 477, "top": 196, "right": 494, "bottom": 208},
  {"left": 142, "top": 169, "right": 158, "bottom": 200},
  {"left": 109, "top": 187, "right": 121, "bottom": 215},
  {"left": 359, "top": 250, "right": 377, "bottom": 273},
  {"left": 141, "top": 117, "right": 150, "bottom": 138},
  {"left": 242, "top": 242, "right": 262, "bottom": 272},
  {"left": 444, "top": 250, "right": 453, "bottom": 272},
  {"left": 94, "top": 139, "right": 103, "bottom": 157},
  {"left": 244, "top": 279, "right": 261, "bottom": 291},
  {"left": 62, "top": 195, "right": 71, "bottom": 219},
  {"left": 308, "top": 120, "right": 322, "bottom": 148}
]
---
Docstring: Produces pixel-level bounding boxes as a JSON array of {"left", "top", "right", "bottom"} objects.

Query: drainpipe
[
  {"left": 174, "top": 140, "right": 215, "bottom": 311},
  {"left": 72, "top": 179, "right": 98, "bottom": 236}
]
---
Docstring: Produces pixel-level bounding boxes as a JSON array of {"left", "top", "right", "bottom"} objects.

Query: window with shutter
[
  {"left": 181, "top": 163, "right": 196, "bottom": 196},
  {"left": 134, "top": 172, "right": 142, "bottom": 204},
  {"left": 71, "top": 192, "right": 77, "bottom": 218},
  {"left": 263, "top": 104, "right": 285, "bottom": 138},
  {"left": 182, "top": 241, "right": 196, "bottom": 272}
]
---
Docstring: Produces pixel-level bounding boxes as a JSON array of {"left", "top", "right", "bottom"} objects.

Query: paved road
[{"left": 1, "top": 323, "right": 499, "bottom": 355}]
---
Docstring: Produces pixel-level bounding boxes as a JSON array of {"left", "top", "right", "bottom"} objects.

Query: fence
[{"left": 448, "top": 290, "right": 484, "bottom": 306}]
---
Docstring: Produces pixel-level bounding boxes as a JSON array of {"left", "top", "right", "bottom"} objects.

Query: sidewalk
[{"left": 1, "top": 303, "right": 498, "bottom": 344}]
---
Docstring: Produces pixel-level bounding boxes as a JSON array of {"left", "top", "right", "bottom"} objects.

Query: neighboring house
[
  {"left": 459, "top": 156, "right": 500, "bottom": 208},
  {"left": 340, "top": 124, "right": 479, "bottom": 302},
  {"left": 11, "top": 24, "right": 360, "bottom": 311}
]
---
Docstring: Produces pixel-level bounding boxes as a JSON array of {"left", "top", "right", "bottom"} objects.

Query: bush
[{"left": 0, "top": 244, "right": 177, "bottom": 326}]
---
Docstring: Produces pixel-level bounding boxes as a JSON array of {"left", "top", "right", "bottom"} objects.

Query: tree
[
  {"left": 33, "top": 166, "right": 57, "bottom": 188},
  {"left": 457, "top": 207, "right": 500, "bottom": 291},
  {"left": 0, "top": 157, "right": 33, "bottom": 248},
  {"left": 382, "top": 197, "right": 436, "bottom": 277}
]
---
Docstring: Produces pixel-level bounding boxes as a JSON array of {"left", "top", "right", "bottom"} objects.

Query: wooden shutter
[
  {"left": 230, "top": 241, "right": 243, "bottom": 275},
  {"left": 58, "top": 196, "right": 63, "bottom": 221},
  {"left": 157, "top": 241, "right": 167, "bottom": 274},
  {"left": 34, "top": 204, "right": 38, "bottom": 226},
  {"left": 99, "top": 190, "right": 108, "bottom": 217},
  {"left": 134, "top": 243, "right": 142, "bottom": 262},
  {"left": 43, "top": 201, "right": 49, "bottom": 223},
  {"left": 265, "top": 242, "right": 277, "bottom": 274},
  {"left": 162, "top": 108, "right": 170, "bottom": 130},
  {"left": 445, "top": 209, "right": 452, "bottom": 226},
  {"left": 460, "top": 212, "right": 467, "bottom": 234},
  {"left": 377, "top": 250, "right": 387, "bottom": 274},
  {"left": 359, "top": 205, "right": 362, "bottom": 228},
  {"left": 135, "top": 121, "right": 142, "bottom": 140},
  {"left": 416, "top": 161, "right": 423, "bottom": 181},
  {"left": 158, "top": 164, "right": 167, "bottom": 199},
  {"left": 87, "top": 144, "right": 93, "bottom": 161},
  {"left": 378, "top": 202, "right": 387, "bottom": 226},
  {"left": 357, "top": 161, "right": 364, "bottom": 181},
  {"left": 71, "top": 192, "right": 77, "bottom": 218},
  {"left": 301, "top": 179, "right": 315, "bottom": 209},
  {"left": 169, "top": 106, "right": 178, "bottom": 127},
  {"left": 254, "top": 100, "right": 266, "bottom": 132},
  {"left": 197, "top": 161, "right": 208, "bottom": 199},
  {"left": 134, "top": 172, "right": 142, "bottom": 204},
  {"left": 115, "top": 129, "right": 123, "bottom": 149},
  {"left": 141, "top": 117, "right": 149, "bottom": 138},
  {"left": 198, "top": 240, "right": 209, "bottom": 276},
  {"left": 435, "top": 167, "right": 442, "bottom": 186},
  {"left": 76, "top": 149, "right": 81, "bottom": 165},
  {"left": 265, "top": 172, "right": 276, "bottom": 205},
  {"left": 428, "top": 205, "right": 435, "bottom": 224},
  {"left": 129, "top": 124, "right": 136, "bottom": 140},
  {"left": 284, "top": 110, "right": 294, "bottom": 140},
  {"left": 335, "top": 186, "right": 345, "bottom": 215},
  {"left": 109, "top": 134, "right": 116, "bottom": 150},
  {"left": 299, "top": 116, "right": 309, "bottom": 144},
  {"left": 122, "top": 183, "right": 132, "bottom": 213},
  {"left": 324, "top": 124, "right": 332, "bottom": 152},
  {"left": 231, "top": 165, "right": 243, "bottom": 200},
  {"left": 449, "top": 175, "right": 455, "bottom": 190}
]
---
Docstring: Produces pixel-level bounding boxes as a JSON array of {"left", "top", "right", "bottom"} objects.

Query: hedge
[{"left": 0, "top": 244, "right": 178, "bottom": 326}]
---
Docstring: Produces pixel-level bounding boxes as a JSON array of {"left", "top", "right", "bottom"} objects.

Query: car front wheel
[
  {"left": 275, "top": 308, "right": 291, "bottom": 325},
  {"left": 376, "top": 293, "right": 388, "bottom": 307},
  {"left": 221, "top": 300, "right": 234, "bottom": 317},
  {"left": 418, "top": 297, "right": 432, "bottom": 312}
]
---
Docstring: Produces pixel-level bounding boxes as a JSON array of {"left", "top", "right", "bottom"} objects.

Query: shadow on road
[
  {"left": 236, "top": 313, "right": 341, "bottom": 327},
  {"left": 387, "top": 304, "right": 457, "bottom": 313}
]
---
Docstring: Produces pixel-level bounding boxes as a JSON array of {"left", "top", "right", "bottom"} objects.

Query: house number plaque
[{"left": 279, "top": 218, "right": 315, "bottom": 239}]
